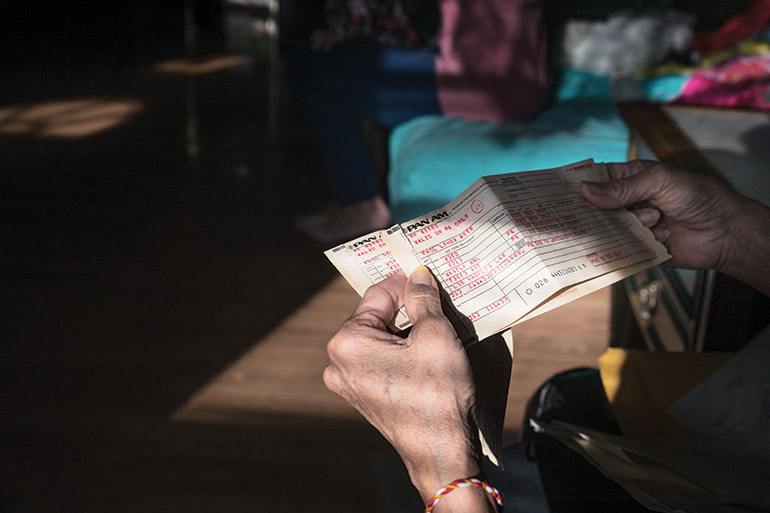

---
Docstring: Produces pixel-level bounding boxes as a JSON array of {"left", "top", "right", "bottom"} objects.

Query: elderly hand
[
  {"left": 581, "top": 160, "right": 743, "bottom": 271},
  {"left": 324, "top": 266, "right": 497, "bottom": 510},
  {"left": 580, "top": 160, "right": 770, "bottom": 296}
]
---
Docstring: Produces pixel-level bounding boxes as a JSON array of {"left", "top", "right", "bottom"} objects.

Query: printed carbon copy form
[{"left": 325, "top": 160, "right": 671, "bottom": 343}]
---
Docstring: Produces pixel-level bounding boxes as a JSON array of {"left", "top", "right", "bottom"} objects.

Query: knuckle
[
  {"left": 606, "top": 177, "right": 630, "bottom": 199},
  {"left": 326, "top": 334, "right": 347, "bottom": 362},
  {"left": 411, "top": 289, "right": 441, "bottom": 306},
  {"left": 340, "top": 315, "right": 369, "bottom": 333},
  {"left": 322, "top": 365, "right": 340, "bottom": 393},
  {"left": 326, "top": 323, "right": 361, "bottom": 362},
  {"left": 408, "top": 290, "right": 443, "bottom": 315}
]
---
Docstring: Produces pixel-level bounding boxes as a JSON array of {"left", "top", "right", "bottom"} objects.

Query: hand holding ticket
[{"left": 325, "top": 160, "right": 671, "bottom": 344}]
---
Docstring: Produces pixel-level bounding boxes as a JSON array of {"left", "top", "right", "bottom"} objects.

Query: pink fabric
[
  {"left": 674, "top": 53, "right": 770, "bottom": 110},
  {"left": 434, "top": 0, "right": 550, "bottom": 124}
]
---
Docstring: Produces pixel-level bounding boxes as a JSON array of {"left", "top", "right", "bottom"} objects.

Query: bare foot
[
  {"left": 294, "top": 203, "right": 338, "bottom": 234},
  {"left": 296, "top": 196, "right": 391, "bottom": 245}
]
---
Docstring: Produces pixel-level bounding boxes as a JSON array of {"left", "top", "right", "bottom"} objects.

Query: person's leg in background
[{"left": 285, "top": 38, "right": 440, "bottom": 244}]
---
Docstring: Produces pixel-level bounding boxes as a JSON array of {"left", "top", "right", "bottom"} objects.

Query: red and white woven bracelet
[{"left": 424, "top": 477, "right": 503, "bottom": 512}]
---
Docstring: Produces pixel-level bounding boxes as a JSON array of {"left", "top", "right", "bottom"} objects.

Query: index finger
[
  {"left": 350, "top": 271, "right": 408, "bottom": 329},
  {"left": 605, "top": 160, "right": 656, "bottom": 180}
]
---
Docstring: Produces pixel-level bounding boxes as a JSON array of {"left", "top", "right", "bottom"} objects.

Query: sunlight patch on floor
[
  {"left": 172, "top": 276, "right": 362, "bottom": 424},
  {"left": 154, "top": 55, "right": 250, "bottom": 75},
  {"left": 172, "top": 275, "right": 611, "bottom": 436},
  {"left": 0, "top": 98, "right": 142, "bottom": 138}
]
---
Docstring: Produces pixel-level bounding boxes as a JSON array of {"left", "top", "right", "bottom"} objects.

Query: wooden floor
[
  {"left": 0, "top": 13, "right": 610, "bottom": 513},
  {"left": 174, "top": 276, "right": 610, "bottom": 445}
]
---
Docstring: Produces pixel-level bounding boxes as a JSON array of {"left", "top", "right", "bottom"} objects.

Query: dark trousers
[{"left": 285, "top": 39, "right": 441, "bottom": 205}]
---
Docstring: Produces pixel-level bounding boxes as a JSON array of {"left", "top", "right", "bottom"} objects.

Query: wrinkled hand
[
  {"left": 580, "top": 160, "right": 746, "bottom": 271},
  {"left": 323, "top": 266, "right": 485, "bottom": 503},
  {"left": 310, "top": 28, "right": 348, "bottom": 52}
]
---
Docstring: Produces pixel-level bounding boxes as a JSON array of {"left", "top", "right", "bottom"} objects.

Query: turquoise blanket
[{"left": 388, "top": 70, "right": 686, "bottom": 222}]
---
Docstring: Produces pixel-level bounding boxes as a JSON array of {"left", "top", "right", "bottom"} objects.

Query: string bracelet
[{"left": 424, "top": 477, "right": 503, "bottom": 512}]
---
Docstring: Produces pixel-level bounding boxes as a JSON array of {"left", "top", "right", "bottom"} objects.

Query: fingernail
[
  {"left": 635, "top": 208, "right": 661, "bottom": 227},
  {"left": 657, "top": 228, "right": 671, "bottom": 243},
  {"left": 410, "top": 265, "right": 433, "bottom": 286}
]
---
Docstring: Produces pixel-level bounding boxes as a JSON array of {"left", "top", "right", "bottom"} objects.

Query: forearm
[{"left": 721, "top": 196, "right": 770, "bottom": 297}]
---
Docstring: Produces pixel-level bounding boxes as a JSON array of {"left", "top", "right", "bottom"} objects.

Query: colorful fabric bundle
[{"left": 325, "top": 0, "right": 437, "bottom": 48}]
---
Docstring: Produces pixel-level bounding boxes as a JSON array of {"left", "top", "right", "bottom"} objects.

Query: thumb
[
  {"left": 405, "top": 265, "right": 443, "bottom": 323},
  {"left": 580, "top": 175, "right": 651, "bottom": 210}
]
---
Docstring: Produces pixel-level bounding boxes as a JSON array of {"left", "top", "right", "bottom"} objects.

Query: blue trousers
[{"left": 285, "top": 39, "right": 441, "bottom": 206}]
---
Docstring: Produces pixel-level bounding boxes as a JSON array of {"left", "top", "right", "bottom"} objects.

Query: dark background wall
[{"left": 0, "top": 0, "right": 753, "bottom": 71}]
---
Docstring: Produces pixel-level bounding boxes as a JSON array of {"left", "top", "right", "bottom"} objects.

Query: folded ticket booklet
[
  {"left": 326, "top": 160, "right": 671, "bottom": 344},
  {"left": 325, "top": 160, "right": 671, "bottom": 466}
]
